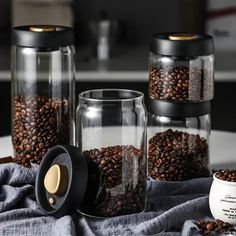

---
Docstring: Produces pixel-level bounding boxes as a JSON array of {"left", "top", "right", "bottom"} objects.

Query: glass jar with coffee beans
[
  {"left": 11, "top": 26, "right": 75, "bottom": 167},
  {"left": 149, "top": 33, "right": 214, "bottom": 102},
  {"left": 76, "top": 89, "right": 147, "bottom": 217},
  {"left": 148, "top": 33, "right": 214, "bottom": 181},
  {"left": 148, "top": 115, "right": 210, "bottom": 181}
]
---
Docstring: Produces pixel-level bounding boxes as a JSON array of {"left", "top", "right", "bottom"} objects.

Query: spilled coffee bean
[
  {"left": 194, "top": 219, "right": 235, "bottom": 235},
  {"left": 12, "top": 95, "right": 70, "bottom": 167},
  {"left": 82, "top": 145, "right": 146, "bottom": 217},
  {"left": 0, "top": 156, "right": 13, "bottom": 164},
  {"left": 148, "top": 129, "right": 209, "bottom": 181}
]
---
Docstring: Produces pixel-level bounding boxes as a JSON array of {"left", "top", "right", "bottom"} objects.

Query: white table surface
[{"left": 1, "top": 130, "right": 236, "bottom": 169}]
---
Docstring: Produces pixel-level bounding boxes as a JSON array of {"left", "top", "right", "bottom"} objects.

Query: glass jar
[
  {"left": 148, "top": 33, "right": 214, "bottom": 181},
  {"left": 11, "top": 25, "right": 75, "bottom": 167},
  {"left": 149, "top": 33, "right": 214, "bottom": 102},
  {"left": 76, "top": 89, "right": 147, "bottom": 217},
  {"left": 148, "top": 114, "right": 210, "bottom": 181}
]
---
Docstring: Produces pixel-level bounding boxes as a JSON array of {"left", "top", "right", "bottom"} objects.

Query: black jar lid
[
  {"left": 148, "top": 98, "right": 211, "bottom": 117},
  {"left": 150, "top": 33, "right": 214, "bottom": 57},
  {"left": 35, "top": 145, "right": 88, "bottom": 218},
  {"left": 12, "top": 25, "right": 74, "bottom": 47}
]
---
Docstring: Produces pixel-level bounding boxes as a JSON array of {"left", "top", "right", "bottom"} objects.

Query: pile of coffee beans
[
  {"left": 12, "top": 95, "right": 70, "bottom": 167},
  {"left": 148, "top": 129, "right": 209, "bottom": 181},
  {"left": 214, "top": 169, "right": 236, "bottom": 182},
  {"left": 82, "top": 145, "right": 146, "bottom": 217},
  {"left": 149, "top": 66, "right": 212, "bottom": 102},
  {"left": 194, "top": 219, "right": 235, "bottom": 235}
]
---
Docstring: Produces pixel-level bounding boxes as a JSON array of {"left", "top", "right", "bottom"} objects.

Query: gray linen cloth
[{"left": 0, "top": 163, "right": 214, "bottom": 236}]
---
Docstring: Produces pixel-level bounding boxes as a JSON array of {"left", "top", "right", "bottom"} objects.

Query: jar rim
[
  {"left": 79, "top": 89, "right": 144, "bottom": 102},
  {"left": 213, "top": 173, "right": 236, "bottom": 186}
]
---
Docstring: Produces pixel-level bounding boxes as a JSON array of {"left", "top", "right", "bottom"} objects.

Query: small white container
[{"left": 209, "top": 173, "right": 236, "bottom": 224}]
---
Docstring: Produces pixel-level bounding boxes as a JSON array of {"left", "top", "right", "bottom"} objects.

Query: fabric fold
[{"left": 0, "top": 163, "right": 214, "bottom": 236}]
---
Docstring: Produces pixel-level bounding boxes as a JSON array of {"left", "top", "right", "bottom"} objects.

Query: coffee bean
[
  {"left": 148, "top": 129, "right": 209, "bottom": 181},
  {"left": 206, "top": 222, "right": 215, "bottom": 231},
  {"left": 214, "top": 169, "right": 236, "bottom": 182},
  {"left": 194, "top": 219, "right": 235, "bottom": 235},
  {"left": 149, "top": 66, "right": 213, "bottom": 102},
  {"left": 12, "top": 95, "right": 70, "bottom": 167},
  {"left": 82, "top": 145, "right": 146, "bottom": 217},
  {"left": 0, "top": 156, "right": 13, "bottom": 164}
]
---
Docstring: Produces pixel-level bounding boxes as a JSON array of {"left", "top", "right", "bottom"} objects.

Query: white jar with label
[{"left": 209, "top": 174, "right": 236, "bottom": 225}]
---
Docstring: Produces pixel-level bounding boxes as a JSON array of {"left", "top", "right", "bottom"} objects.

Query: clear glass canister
[
  {"left": 11, "top": 26, "right": 75, "bottom": 167},
  {"left": 148, "top": 114, "right": 210, "bottom": 181},
  {"left": 76, "top": 89, "right": 147, "bottom": 217},
  {"left": 147, "top": 33, "right": 214, "bottom": 181},
  {"left": 149, "top": 33, "right": 214, "bottom": 102}
]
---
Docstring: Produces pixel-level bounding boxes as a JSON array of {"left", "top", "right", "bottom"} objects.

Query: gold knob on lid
[
  {"left": 29, "top": 26, "right": 56, "bottom": 32},
  {"left": 44, "top": 164, "right": 68, "bottom": 195},
  {"left": 169, "top": 33, "right": 197, "bottom": 41}
]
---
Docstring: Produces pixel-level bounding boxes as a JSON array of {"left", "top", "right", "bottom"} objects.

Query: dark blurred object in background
[
  {"left": 73, "top": 0, "right": 207, "bottom": 45},
  {"left": 0, "top": 0, "right": 207, "bottom": 45},
  {"left": 0, "top": 0, "right": 11, "bottom": 44},
  {"left": 89, "top": 10, "right": 126, "bottom": 58}
]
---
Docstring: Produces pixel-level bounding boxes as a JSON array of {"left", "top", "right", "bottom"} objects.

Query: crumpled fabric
[{"left": 0, "top": 163, "right": 215, "bottom": 236}]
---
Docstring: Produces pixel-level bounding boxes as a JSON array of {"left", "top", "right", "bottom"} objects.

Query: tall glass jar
[
  {"left": 76, "top": 89, "right": 147, "bottom": 217},
  {"left": 11, "top": 25, "right": 75, "bottom": 167},
  {"left": 148, "top": 33, "right": 214, "bottom": 181}
]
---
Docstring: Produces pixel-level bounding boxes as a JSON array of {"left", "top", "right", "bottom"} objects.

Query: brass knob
[
  {"left": 44, "top": 164, "right": 68, "bottom": 195},
  {"left": 169, "top": 33, "right": 197, "bottom": 41},
  {"left": 29, "top": 26, "right": 56, "bottom": 32}
]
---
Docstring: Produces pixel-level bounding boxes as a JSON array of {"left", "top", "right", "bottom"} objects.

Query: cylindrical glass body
[
  {"left": 11, "top": 45, "right": 75, "bottom": 166},
  {"left": 147, "top": 33, "right": 214, "bottom": 181},
  {"left": 148, "top": 53, "right": 214, "bottom": 102},
  {"left": 148, "top": 114, "right": 210, "bottom": 181},
  {"left": 76, "top": 89, "right": 147, "bottom": 217}
]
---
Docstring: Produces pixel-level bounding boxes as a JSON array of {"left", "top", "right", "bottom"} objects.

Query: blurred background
[{"left": 1, "top": 0, "right": 236, "bottom": 136}]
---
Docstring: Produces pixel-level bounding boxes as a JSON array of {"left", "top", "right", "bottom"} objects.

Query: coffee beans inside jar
[
  {"left": 214, "top": 169, "right": 236, "bottom": 182},
  {"left": 149, "top": 66, "right": 212, "bottom": 102},
  {"left": 148, "top": 129, "right": 209, "bottom": 181},
  {"left": 82, "top": 145, "right": 146, "bottom": 217},
  {"left": 12, "top": 95, "right": 70, "bottom": 167}
]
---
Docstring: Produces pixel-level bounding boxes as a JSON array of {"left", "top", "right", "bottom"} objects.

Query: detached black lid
[
  {"left": 150, "top": 33, "right": 214, "bottom": 57},
  {"left": 12, "top": 25, "right": 74, "bottom": 47},
  {"left": 35, "top": 145, "right": 87, "bottom": 218}
]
